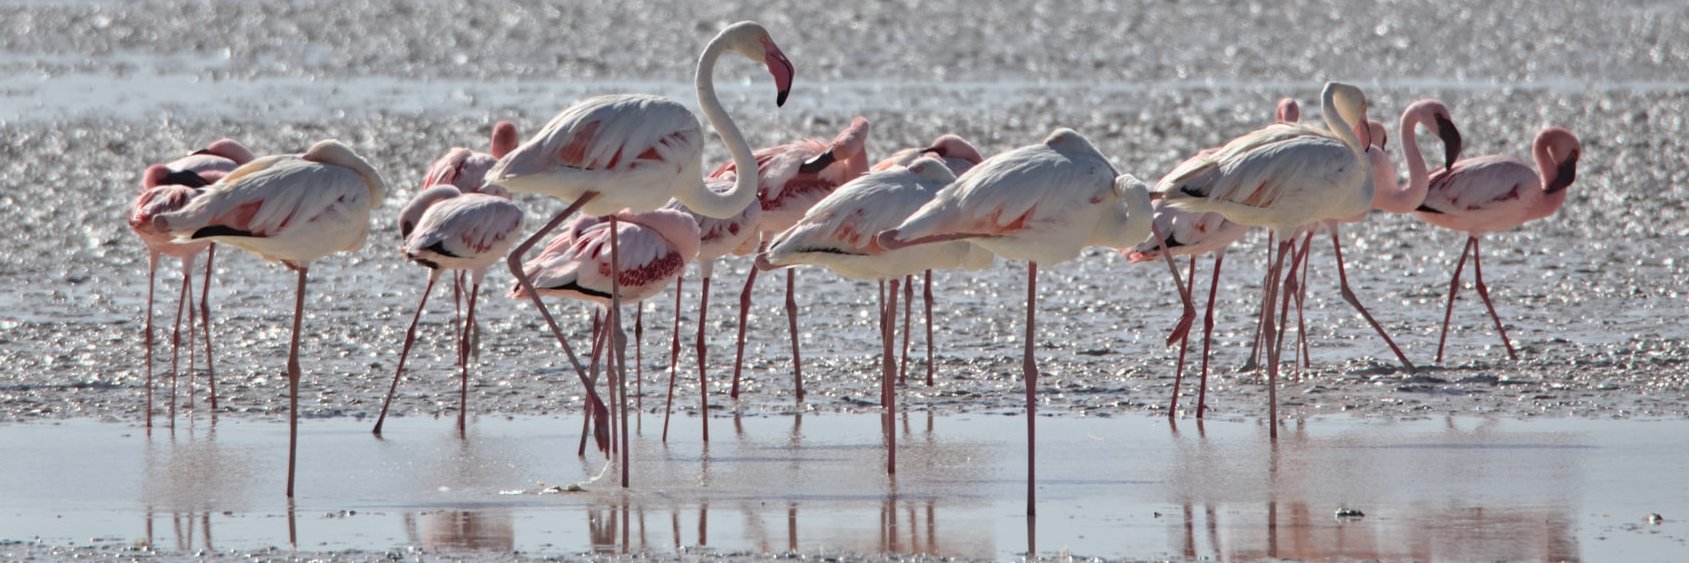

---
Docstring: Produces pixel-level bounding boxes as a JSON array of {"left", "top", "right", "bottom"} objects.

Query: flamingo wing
[
  {"left": 1159, "top": 125, "right": 1350, "bottom": 211},
  {"left": 174, "top": 156, "right": 371, "bottom": 239},
  {"left": 896, "top": 146, "right": 1109, "bottom": 241},
  {"left": 407, "top": 195, "right": 525, "bottom": 262},
  {"left": 1418, "top": 155, "right": 1538, "bottom": 217},
  {"left": 769, "top": 168, "right": 935, "bottom": 257}
]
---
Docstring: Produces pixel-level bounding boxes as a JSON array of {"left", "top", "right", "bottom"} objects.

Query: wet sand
[{"left": 3, "top": 0, "right": 1689, "bottom": 559}]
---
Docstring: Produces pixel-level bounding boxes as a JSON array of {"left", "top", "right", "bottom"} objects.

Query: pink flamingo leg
[
  {"left": 609, "top": 216, "right": 630, "bottom": 488},
  {"left": 730, "top": 265, "right": 759, "bottom": 399},
  {"left": 1168, "top": 256, "right": 1196, "bottom": 417},
  {"left": 168, "top": 261, "right": 191, "bottom": 427},
  {"left": 635, "top": 302, "right": 644, "bottom": 432},
  {"left": 1295, "top": 233, "right": 1312, "bottom": 372},
  {"left": 883, "top": 277, "right": 900, "bottom": 475},
  {"left": 899, "top": 274, "right": 913, "bottom": 385},
  {"left": 580, "top": 312, "right": 605, "bottom": 457},
  {"left": 183, "top": 260, "right": 198, "bottom": 417},
  {"left": 508, "top": 194, "right": 608, "bottom": 453},
  {"left": 1196, "top": 251, "right": 1225, "bottom": 419},
  {"left": 696, "top": 275, "right": 712, "bottom": 442},
  {"left": 1329, "top": 227, "right": 1416, "bottom": 370},
  {"left": 144, "top": 253, "right": 158, "bottom": 430},
  {"left": 200, "top": 245, "right": 217, "bottom": 412},
  {"left": 785, "top": 269, "right": 804, "bottom": 402},
  {"left": 1469, "top": 237, "right": 1519, "bottom": 360},
  {"left": 662, "top": 281, "right": 682, "bottom": 442},
  {"left": 1149, "top": 221, "right": 1197, "bottom": 347},
  {"left": 923, "top": 270, "right": 935, "bottom": 387},
  {"left": 1024, "top": 262, "right": 1039, "bottom": 517},
  {"left": 458, "top": 279, "right": 481, "bottom": 436},
  {"left": 1262, "top": 239, "right": 1292, "bottom": 441},
  {"left": 373, "top": 271, "right": 439, "bottom": 435},
  {"left": 1243, "top": 232, "right": 1274, "bottom": 373},
  {"left": 452, "top": 272, "right": 463, "bottom": 371},
  {"left": 1272, "top": 234, "right": 1310, "bottom": 382},
  {"left": 285, "top": 266, "right": 308, "bottom": 498},
  {"left": 1435, "top": 238, "right": 1473, "bottom": 364}
]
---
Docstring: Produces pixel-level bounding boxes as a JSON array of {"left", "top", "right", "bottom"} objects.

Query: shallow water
[{"left": 3, "top": 414, "right": 1686, "bottom": 559}]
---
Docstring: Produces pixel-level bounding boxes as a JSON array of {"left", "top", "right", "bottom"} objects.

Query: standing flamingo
[
  {"left": 660, "top": 186, "right": 760, "bottom": 443},
  {"left": 128, "top": 139, "right": 255, "bottom": 426},
  {"left": 1271, "top": 102, "right": 1463, "bottom": 374},
  {"left": 870, "top": 134, "right": 988, "bottom": 385},
  {"left": 1129, "top": 98, "right": 1298, "bottom": 418},
  {"left": 512, "top": 209, "right": 701, "bottom": 465},
  {"left": 1156, "top": 82, "right": 1374, "bottom": 440},
  {"left": 721, "top": 116, "right": 872, "bottom": 402},
  {"left": 878, "top": 128, "right": 1194, "bottom": 517},
  {"left": 373, "top": 185, "right": 524, "bottom": 435},
  {"left": 487, "top": 21, "right": 791, "bottom": 486},
  {"left": 1414, "top": 126, "right": 1581, "bottom": 362},
  {"left": 760, "top": 157, "right": 992, "bottom": 475},
  {"left": 153, "top": 139, "right": 386, "bottom": 497}
]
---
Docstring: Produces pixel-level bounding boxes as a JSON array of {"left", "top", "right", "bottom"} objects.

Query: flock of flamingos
[{"left": 126, "top": 21, "right": 1581, "bottom": 516}]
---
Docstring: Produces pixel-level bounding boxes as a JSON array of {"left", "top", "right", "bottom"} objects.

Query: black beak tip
[{"left": 776, "top": 89, "right": 789, "bottom": 108}]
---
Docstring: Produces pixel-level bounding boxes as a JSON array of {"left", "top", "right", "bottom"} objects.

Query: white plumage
[{"left": 765, "top": 157, "right": 991, "bottom": 280}]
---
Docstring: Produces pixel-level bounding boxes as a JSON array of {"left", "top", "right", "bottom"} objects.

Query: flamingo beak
[
  {"left": 161, "top": 169, "right": 212, "bottom": 188},
  {"left": 1546, "top": 149, "right": 1579, "bottom": 194},
  {"left": 798, "top": 148, "right": 836, "bottom": 174},
  {"left": 764, "top": 43, "right": 794, "bottom": 107},
  {"left": 1435, "top": 115, "right": 1463, "bottom": 168}
]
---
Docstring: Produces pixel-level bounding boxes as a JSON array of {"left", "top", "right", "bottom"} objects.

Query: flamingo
[
  {"left": 870, "top": 134, "right": 988, "bottom": 385},
  {"left": 487, "top": 21, "right": 791, "bottom": 485},
  {"left": 660, "top": 187, "right": 760, "bottom": 443},
  {"left": 1270, "top": 102, "right": 1463, "bottom": 375},
  {"left": 760, "top": 156, "right": 993, "bottom": 474},
  {"left": 720, "top": 116, "right": 872, "bottom": 402},
  {"left": 878, "top": 128, "right": 1194, "bottom": 517},
  {"left": 128, "top": 138, "right": 255, "bottom": 426},
  {"left": 373, "top": 185, "right": 524, "bottom": 435},
  {"left": 152, "top": 139, "right": 386, "bottom": 497},
  {"left": 1156, "top": 81, "right": 1373, "bottom": 440},
  {"left": 368, "top": 120, "right": 524, "bottom": 437},
  {"left": 420, "top": 121, "right": 520, "bottom": 193},
  {"left": 1129, "top": 98, "right": 1298, "bottom": 418},
  {"left": 512, "top": 209, "right": 701, "bottom": 466},
  {"left": 1414, "top": 126, "right": 1581, "bottom": 362}
]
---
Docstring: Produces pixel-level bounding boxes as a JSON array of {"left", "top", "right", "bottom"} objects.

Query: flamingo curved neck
[
  {"left": 1528, "top": 134, "right": 1570, "bottom": 221},
  {"left": 683, "top": 33, "right": 760, "bottom": 219},
  {"left": 1320, "top": 88, "right": 1363, "bottom": 153},
  {"left": 1319, "top": 86, "right": 1374, "bottom": 218},
  {"left": 1380, "top": 111, "right": 1432, "bottom": 214}
]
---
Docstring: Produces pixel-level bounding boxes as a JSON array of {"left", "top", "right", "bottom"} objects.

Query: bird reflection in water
[
  {"left": 1162, "top": 416, "right": 1581, "bottom": 560},
  {"left": 402, "top": 511, "right": 515, "bottom": 552}
]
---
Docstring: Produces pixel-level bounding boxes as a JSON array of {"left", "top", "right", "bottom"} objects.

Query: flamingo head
[
  {"left": 141, "top": 164, "right": 211, "bottom": 191},
  {"left": 1353, "top": 119, "right": 1388, "bottom": 151},
  {"left": 923, "top": 134, "right": 985, "bottom": 174},
  {"left": 490, "top": 120, "right": 519, "bottom": 159},
  {"left": 197, "top": 138, "right": 256, "bottom": 165},
  {"left": 1405, "top": 99, "right": 1462, "bottom": 168},
  {"left": 398, "top": 185, "right": 462, "bottom": 240},
  {"left": 1275, "top": 97, "right": 1301, "bottom": 124},
  {"left": 722, "top": 21, "right": 794, "bottom": 107},
  {"left": 905, "top": 156, "right": 957, "bottom": 187},
  {"left": 799, "top": 116, "right": 872, "bottom": 176},
  {"left": 1540, "top": 127, "right": 1581, "bottom": 194}
]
